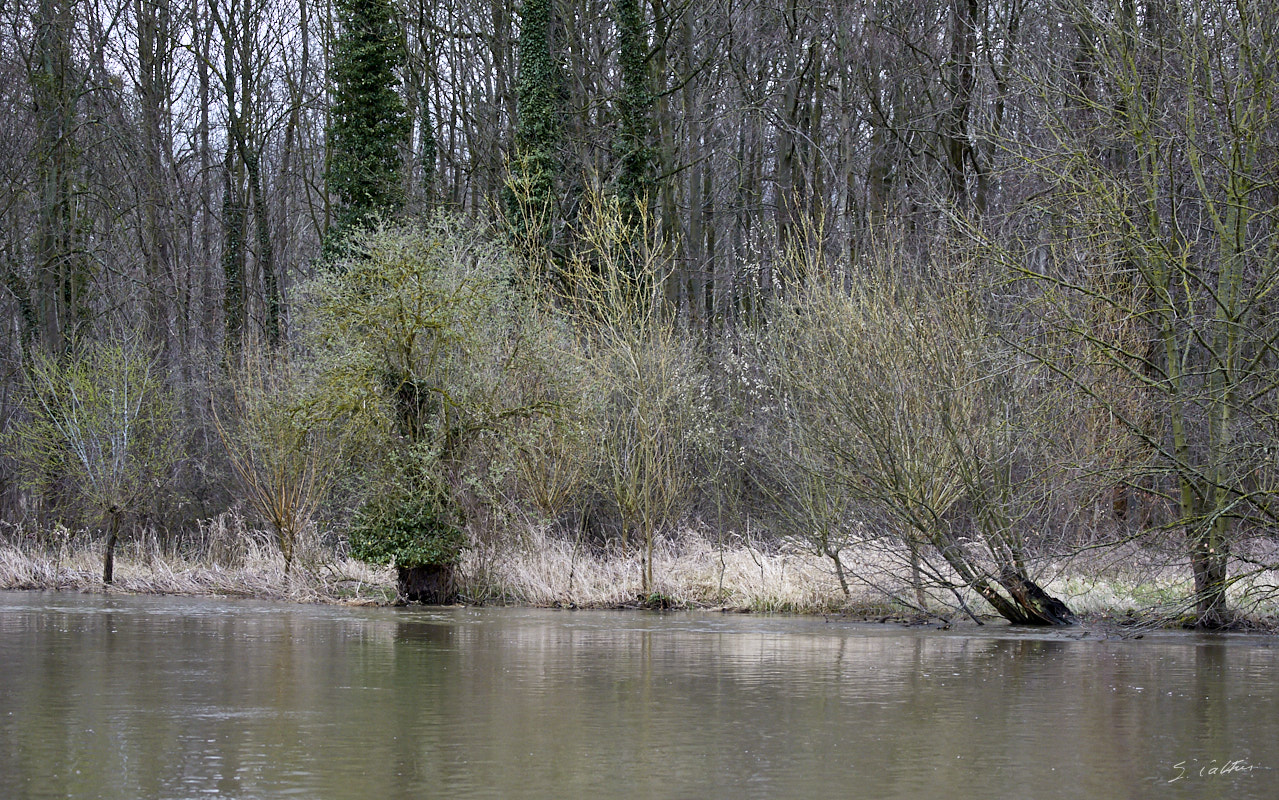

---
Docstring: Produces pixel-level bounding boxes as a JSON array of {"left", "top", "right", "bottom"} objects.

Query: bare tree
[
  {"left": 1006, "top": 0, "right": 1279, "bottom": 627},
  {"left": 11, "top": 340, "right": 177, "bottom": 582}
]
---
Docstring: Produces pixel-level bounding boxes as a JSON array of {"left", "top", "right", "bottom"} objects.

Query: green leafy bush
[{"left": 349, "top": 494, "right": 467, "bottom": 568}]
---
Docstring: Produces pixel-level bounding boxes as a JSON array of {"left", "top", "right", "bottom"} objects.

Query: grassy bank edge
[{"left": 3, "top": 526, "right": 1278, "bottom": 632}]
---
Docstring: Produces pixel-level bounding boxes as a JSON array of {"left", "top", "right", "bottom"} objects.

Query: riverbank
[{"left": 3, "top": 521, "right": 1278, "bottom": 630}]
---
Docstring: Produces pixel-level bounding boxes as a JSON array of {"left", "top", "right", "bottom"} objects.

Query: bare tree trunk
[
  {"left": 102, "top": 508, "right": 122, "bottom": 585},
  {"left": 33, "top": 0, "right": 87, "bottom": 353},
  {"left": 135, "top": 0, "right": 178, "bottom": 362},
  {"left": 941, "top": 0, "right": 977, "bottom": 211}
]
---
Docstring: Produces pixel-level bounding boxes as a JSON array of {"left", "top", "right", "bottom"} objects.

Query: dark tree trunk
[
  {"left": 934, "top": 538, "right": 1076, "bottom": 625},
  {"left": 824, "top": 545, "right": 850, "bottom": 598},
  {"left": 396, "top": 564, "right": 457, "bottom": 604},
  {"left": 993, "top": 567, "right": 1076, "bottom": 626},
  {"left": 102, "top": 511, "right": 122, "bottom": 584},
  {"left": 1190, "top": 537, "right": 1231, "bottom": 629}
]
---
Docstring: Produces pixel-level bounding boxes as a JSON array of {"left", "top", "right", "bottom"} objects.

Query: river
[{"left": 0, "top": 592, "right": 1274, "bottom": 799}]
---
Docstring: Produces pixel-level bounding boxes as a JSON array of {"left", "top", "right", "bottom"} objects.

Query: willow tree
[
  {"left": 302, "top": 216, "right": 554, "bottom": 602},
  {"left": 327, "top": 0, "right": 410, "bottom": 243},
  {"left": 773, "top": 258, "right": 1077, "bottom": 626}
]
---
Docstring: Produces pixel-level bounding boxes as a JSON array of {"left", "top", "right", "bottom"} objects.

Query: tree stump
[{"left": 396, "top": 564, "right": 457, "bottom": 604}]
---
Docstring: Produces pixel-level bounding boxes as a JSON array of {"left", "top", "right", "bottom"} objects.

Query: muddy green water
[{"left": 0, "top": 592, "right": 1275, "bottom": 799}]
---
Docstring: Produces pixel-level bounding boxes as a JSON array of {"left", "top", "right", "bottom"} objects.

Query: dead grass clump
[{"left": 460, "top": 525, "right": 883, "bottom": 613}]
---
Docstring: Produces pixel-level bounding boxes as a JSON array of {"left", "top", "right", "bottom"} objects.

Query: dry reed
[
  {"left": 0, "top": 515, "right": 395, "bottom": 605},
  {"left": 3, "top": 518, "right": 1277, "bottom": 626}
]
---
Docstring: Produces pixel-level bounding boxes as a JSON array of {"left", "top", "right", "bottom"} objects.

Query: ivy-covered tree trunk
[
  {"left": 506, "top": 0, "right": 562, "bottom": 252},
  {"left": 615, "top": 0, "right": 652, "bottom": 226},
  {"left": 327, "top": 0, "right": 410, "bottom": 243}
]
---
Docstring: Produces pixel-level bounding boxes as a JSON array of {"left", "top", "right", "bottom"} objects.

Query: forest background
[{"left": 1, "top": 0, "right": 1278, "bottom": 629}]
